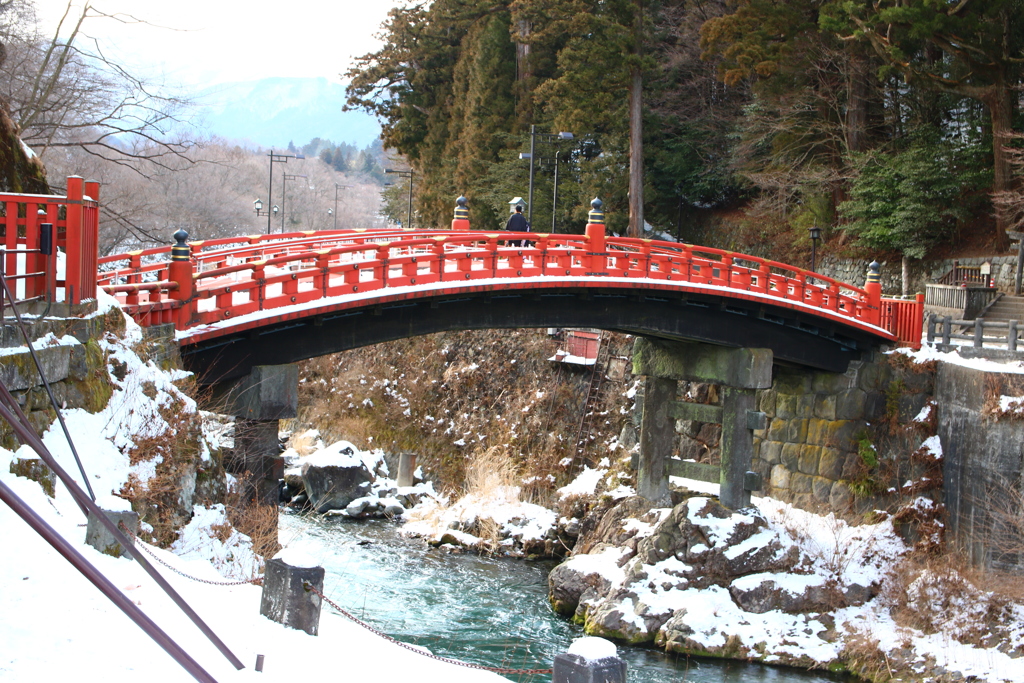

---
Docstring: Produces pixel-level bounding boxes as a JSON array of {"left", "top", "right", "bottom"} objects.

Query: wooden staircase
[{"left": 980, "top": 294, "right": 1024, "bottom": 325}]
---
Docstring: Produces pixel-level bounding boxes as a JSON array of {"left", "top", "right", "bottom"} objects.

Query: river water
[{"left": 279, "top": 514, "right": 852, "bottom": 683}]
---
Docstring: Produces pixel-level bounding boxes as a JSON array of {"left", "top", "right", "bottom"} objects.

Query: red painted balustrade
[
  {"left": 0, "top": 176, "right": 99, "bottom": 305},
  {"left": 99, "top": 227, "right": 924, "bottom": 349}
]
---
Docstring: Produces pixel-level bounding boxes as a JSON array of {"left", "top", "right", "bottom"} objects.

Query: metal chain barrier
[
  {"left": 119, "top": 522, "right": 263, "bottom": 587},
  {"left": 302, "top": 581, "right": 553, "bottom": 676},
  {"left": 119, "top": 524, "right": 550, "bottom": 674}
]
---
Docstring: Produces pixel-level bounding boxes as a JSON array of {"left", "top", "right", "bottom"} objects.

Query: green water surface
[{"left": 279, "top": 514, "right": 852, "bottom": 683}]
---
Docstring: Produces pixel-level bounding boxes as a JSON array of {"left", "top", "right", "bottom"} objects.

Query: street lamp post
[
  {"left": 809, "top": 224, "right": 821, "bottom": 272},
  {"left": 281, "top": 173, "right": 308, "bottom": 233},
  {"left": 265, "top": 150, "right": 304, "bottom": 234},
  {"left": 520, "top": 129, "right": 573, "bottom": 229},
  {"left": 334, "top": 184, "right": 353, "bottom": 231},
  {"left": 384, "top": 169, "right": 414, "bottom": 230},
  {"left": 253, "top": 198, "right": 278, "bottom": 225}
]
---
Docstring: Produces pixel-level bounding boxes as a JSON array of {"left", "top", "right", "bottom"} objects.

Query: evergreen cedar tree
[{"left": 345, "top": 0, "right": 1021, "bottom": 257}]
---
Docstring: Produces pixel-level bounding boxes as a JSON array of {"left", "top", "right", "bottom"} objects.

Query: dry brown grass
[
  {"left": 118, "top": 396, "right": 204, "bottom": 545},
  {"left": 223, "top": 471, "right": 281, "bottom": 559},
  {"left": 292, "top": 329, "right": 635, "bottom": 495},
  {"left": 878, "top": 547, "right": 1024, "bottom": 654},
  {"left": 839, "top": 631, "right": 894, "bottom": 683}
]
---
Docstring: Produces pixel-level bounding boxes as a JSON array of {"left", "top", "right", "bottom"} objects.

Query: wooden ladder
[{"left": 572, "top": 332, "right": 611, "bottom": 468}]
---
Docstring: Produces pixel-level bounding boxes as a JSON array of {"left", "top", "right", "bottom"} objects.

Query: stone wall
[
  {"left": 816, "top": 257, "right": 896, "bottom": 292},
  {"left": 651, "top": 350, "right": 939, "bottom": 518},
  {"left": 816, "top": 255, "right": 1020, "bottom": 296},
  {"left": 936, "top": 363, "right": 1024, "bottom": 573},
  {"left": 0, "top": 306, "right": 125, "bottom": 449},
  {"left": 750, "top": 353, "right": 936, "bottom": 514}
]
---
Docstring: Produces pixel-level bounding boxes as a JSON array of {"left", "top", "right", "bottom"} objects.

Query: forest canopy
[{"left": 345, "top": 0, "right": 1023, "bottom": 263}]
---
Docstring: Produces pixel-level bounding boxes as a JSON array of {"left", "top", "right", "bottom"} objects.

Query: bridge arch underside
[{"left": 181, "top": 285, "right": 886, "bottom": 384}]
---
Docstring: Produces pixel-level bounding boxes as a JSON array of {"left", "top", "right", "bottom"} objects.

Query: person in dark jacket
[{"left": 505, "top": 204, "right": 530, "bottom": 246}]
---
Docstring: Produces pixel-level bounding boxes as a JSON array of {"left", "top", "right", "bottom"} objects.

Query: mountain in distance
[{"left": 193, "top": 77, "right": 381, "bottom": 150}]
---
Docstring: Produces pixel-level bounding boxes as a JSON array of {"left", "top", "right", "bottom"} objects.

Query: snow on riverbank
[{"left": 0, "top": 308, "right": 505, "bottom": 682}]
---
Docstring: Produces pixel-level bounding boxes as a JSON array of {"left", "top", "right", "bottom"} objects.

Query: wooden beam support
[
  {"left": 665, "top": 459, "right": 719, "bottom": 483},
  {"left": 667, "top": 401, "right": 723, "bottom": 423},
  {"left": 632, "top": 338, "right": 772, "bottom": 389},
  {"left": 637, "top": 376, "right": 675, "bottom": 503}
]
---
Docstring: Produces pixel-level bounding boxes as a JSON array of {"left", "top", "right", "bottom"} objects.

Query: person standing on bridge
[{"left": 505, "top": 203, "right": 530, "bottom": 247}]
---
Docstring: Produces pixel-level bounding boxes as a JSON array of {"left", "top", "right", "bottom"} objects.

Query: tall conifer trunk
[
  {"left": 628, "top": 67, "right": 643, "bottom": 238},
  {"left": 628, "top": 0, "right": 644, "bottom": 238}
]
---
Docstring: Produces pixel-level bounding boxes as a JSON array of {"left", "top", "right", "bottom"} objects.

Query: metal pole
[
  {"left": 552, "top": 150, "right": 559, "bottom": 233},
  {"left": 0, "top": 276, "right": 95, "bottom": 501},
  {"left": 528, "top": 125, "right": 536, "bottom": 226},
  {"left": 334, "top": 187, "right": 339, "bottom": 231},
  {"left": 676, "top": 194, "right": 683, "bottom": 241},
  {"left": 0, "top": 392, "right": 245, "bottom": 671},
  {"left": 407, "top": 172, "right": 414, "bottom": 231},
  {"left": 1016, "top": 239, "right": 1023, "bottom": 296},
  {"left": 0, "top": 479, "right": 218, "bottom": 683},
  {"left": 811, "top": 239, "right": 817, "bottom": 273},
  {"left": 267, "top": 151, "right": 274, "bottom": 235},
  {"left": 281, "top": 173, "right": 287, "bottom": 233}
]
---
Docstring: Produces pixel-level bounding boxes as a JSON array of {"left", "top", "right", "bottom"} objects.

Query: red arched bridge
[{"left": 2, "top": 180, "right": 923, "bottom": 383}]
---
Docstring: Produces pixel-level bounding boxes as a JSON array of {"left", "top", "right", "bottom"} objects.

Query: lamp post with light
[
  {"left": 384, "top": 169, "right": 414, "bottom": 230},
  {"left": 265, "top": 150, "right": 304, "bottom": 234},
  {"left": 519, "top": 127, "right": 574, "bottom": 227},
  {"left": 809, "top": 224, "right": 821, "bottom": 273},
  {"left": 253, "top": 199, "right": 278, "bottom": 227},
  {"left": 333, "top": 183, "right": 353, "bottom": 231}
]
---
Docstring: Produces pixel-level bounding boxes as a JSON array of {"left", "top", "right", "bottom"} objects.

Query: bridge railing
[
  {"left": 96, "top": 227, "right": 424, "bottom": 286},
  {"left": 97, "top": 226, "right": 928, "bottom": 350},
  {"left": 1, "top": 176, "right": 99, "bottom": 306}
]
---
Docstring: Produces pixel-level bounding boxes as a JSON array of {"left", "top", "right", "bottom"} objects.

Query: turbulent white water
[{"left": 278, "top": 514, "right": 853, "bottom": 683}]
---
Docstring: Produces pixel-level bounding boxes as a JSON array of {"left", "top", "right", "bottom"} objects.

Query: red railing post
[
  {"left": 585, "top": 198, "right": 606, "bottom": 274},
  {"left": 64, "top": 176, "right": 84, "bottom": 304},
  {"left": 433, "top": 237, "right": 447, "bottom": 281},
  {"left": 168, "top": 230, "right": 195, "bottom": 329},
  {"left": 911, "top": 292, "right": 925, "bottom": 349},
  {"left": 451, "top": 196, "right": 470, "bottom": 231},
  {"left": 864, "top": 261, "right": 882, "bottom": 327},
  {"left": 83, "top": 179, "right": 100, "bottom": 300},
  {"left": 25, "top": 208, "right": 44, "bottom": 300}
]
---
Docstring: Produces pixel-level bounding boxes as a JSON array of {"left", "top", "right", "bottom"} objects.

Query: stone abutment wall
[{"left": 635, "top": 340, "right": 1024, "bottom": 572}]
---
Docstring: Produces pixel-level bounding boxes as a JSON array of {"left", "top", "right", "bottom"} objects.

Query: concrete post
[
  {"left": 397, "top": 452, "right": 417, "bottom": 488},
  {"left": 259, "top": 556, "right": 325, "bottom": 636},
  {"left": 86, "top": 507, "right": 139, "bottom": 559},
  {"left": 720, "top": 386, "right": 757, "bottom": 509},
  {"left": 637, "top": 375, "right": 675, "bottom": 503},
  {"left": 554, "top": 638, "right": 626, "bottom": 683}
]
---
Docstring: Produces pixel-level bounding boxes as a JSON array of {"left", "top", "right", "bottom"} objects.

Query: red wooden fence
[{"left": 0, "top": 176, "right": 99, "bottom": 306}]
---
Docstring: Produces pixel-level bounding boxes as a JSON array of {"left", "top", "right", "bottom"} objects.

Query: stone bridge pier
[
  {"left": 212, "top": 364, "right": 298, "bottom": 524},
  {"left": 632, "top": 338, "right": 772, "bottom": 509}
]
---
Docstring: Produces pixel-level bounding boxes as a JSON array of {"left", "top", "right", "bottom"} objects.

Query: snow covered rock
[
  {"left": 549, "top": 544, "right": 630, "bottom": 616},
  {"left": 630, "top": 496, "right": 800, "bottom": 588},
  {"left": 300, "top": 446, "right": 375, "bottom": 513},
  {"left": 574, "top": 496, "right": 656, "bottom": 555},
  {"left": 728, "top": 573, "right": 874, "bottom": 614}
]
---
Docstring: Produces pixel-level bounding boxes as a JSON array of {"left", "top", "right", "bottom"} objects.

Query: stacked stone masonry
[
  {"left": 754, "top": 353, "right": 936, "bottom": 513},
  {"left": 0, "top": 307, "right": 126, "bottom": 450},
  {"left": 665, "top": 352, "right": 938, "bottom": 517},
  {"left": 817, "top": 255, "right": 1020, "bottom": 296}
]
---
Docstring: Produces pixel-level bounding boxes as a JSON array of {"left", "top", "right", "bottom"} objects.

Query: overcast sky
[{"left": 36, "top": 0, "right": 398, "bottom": 89}]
